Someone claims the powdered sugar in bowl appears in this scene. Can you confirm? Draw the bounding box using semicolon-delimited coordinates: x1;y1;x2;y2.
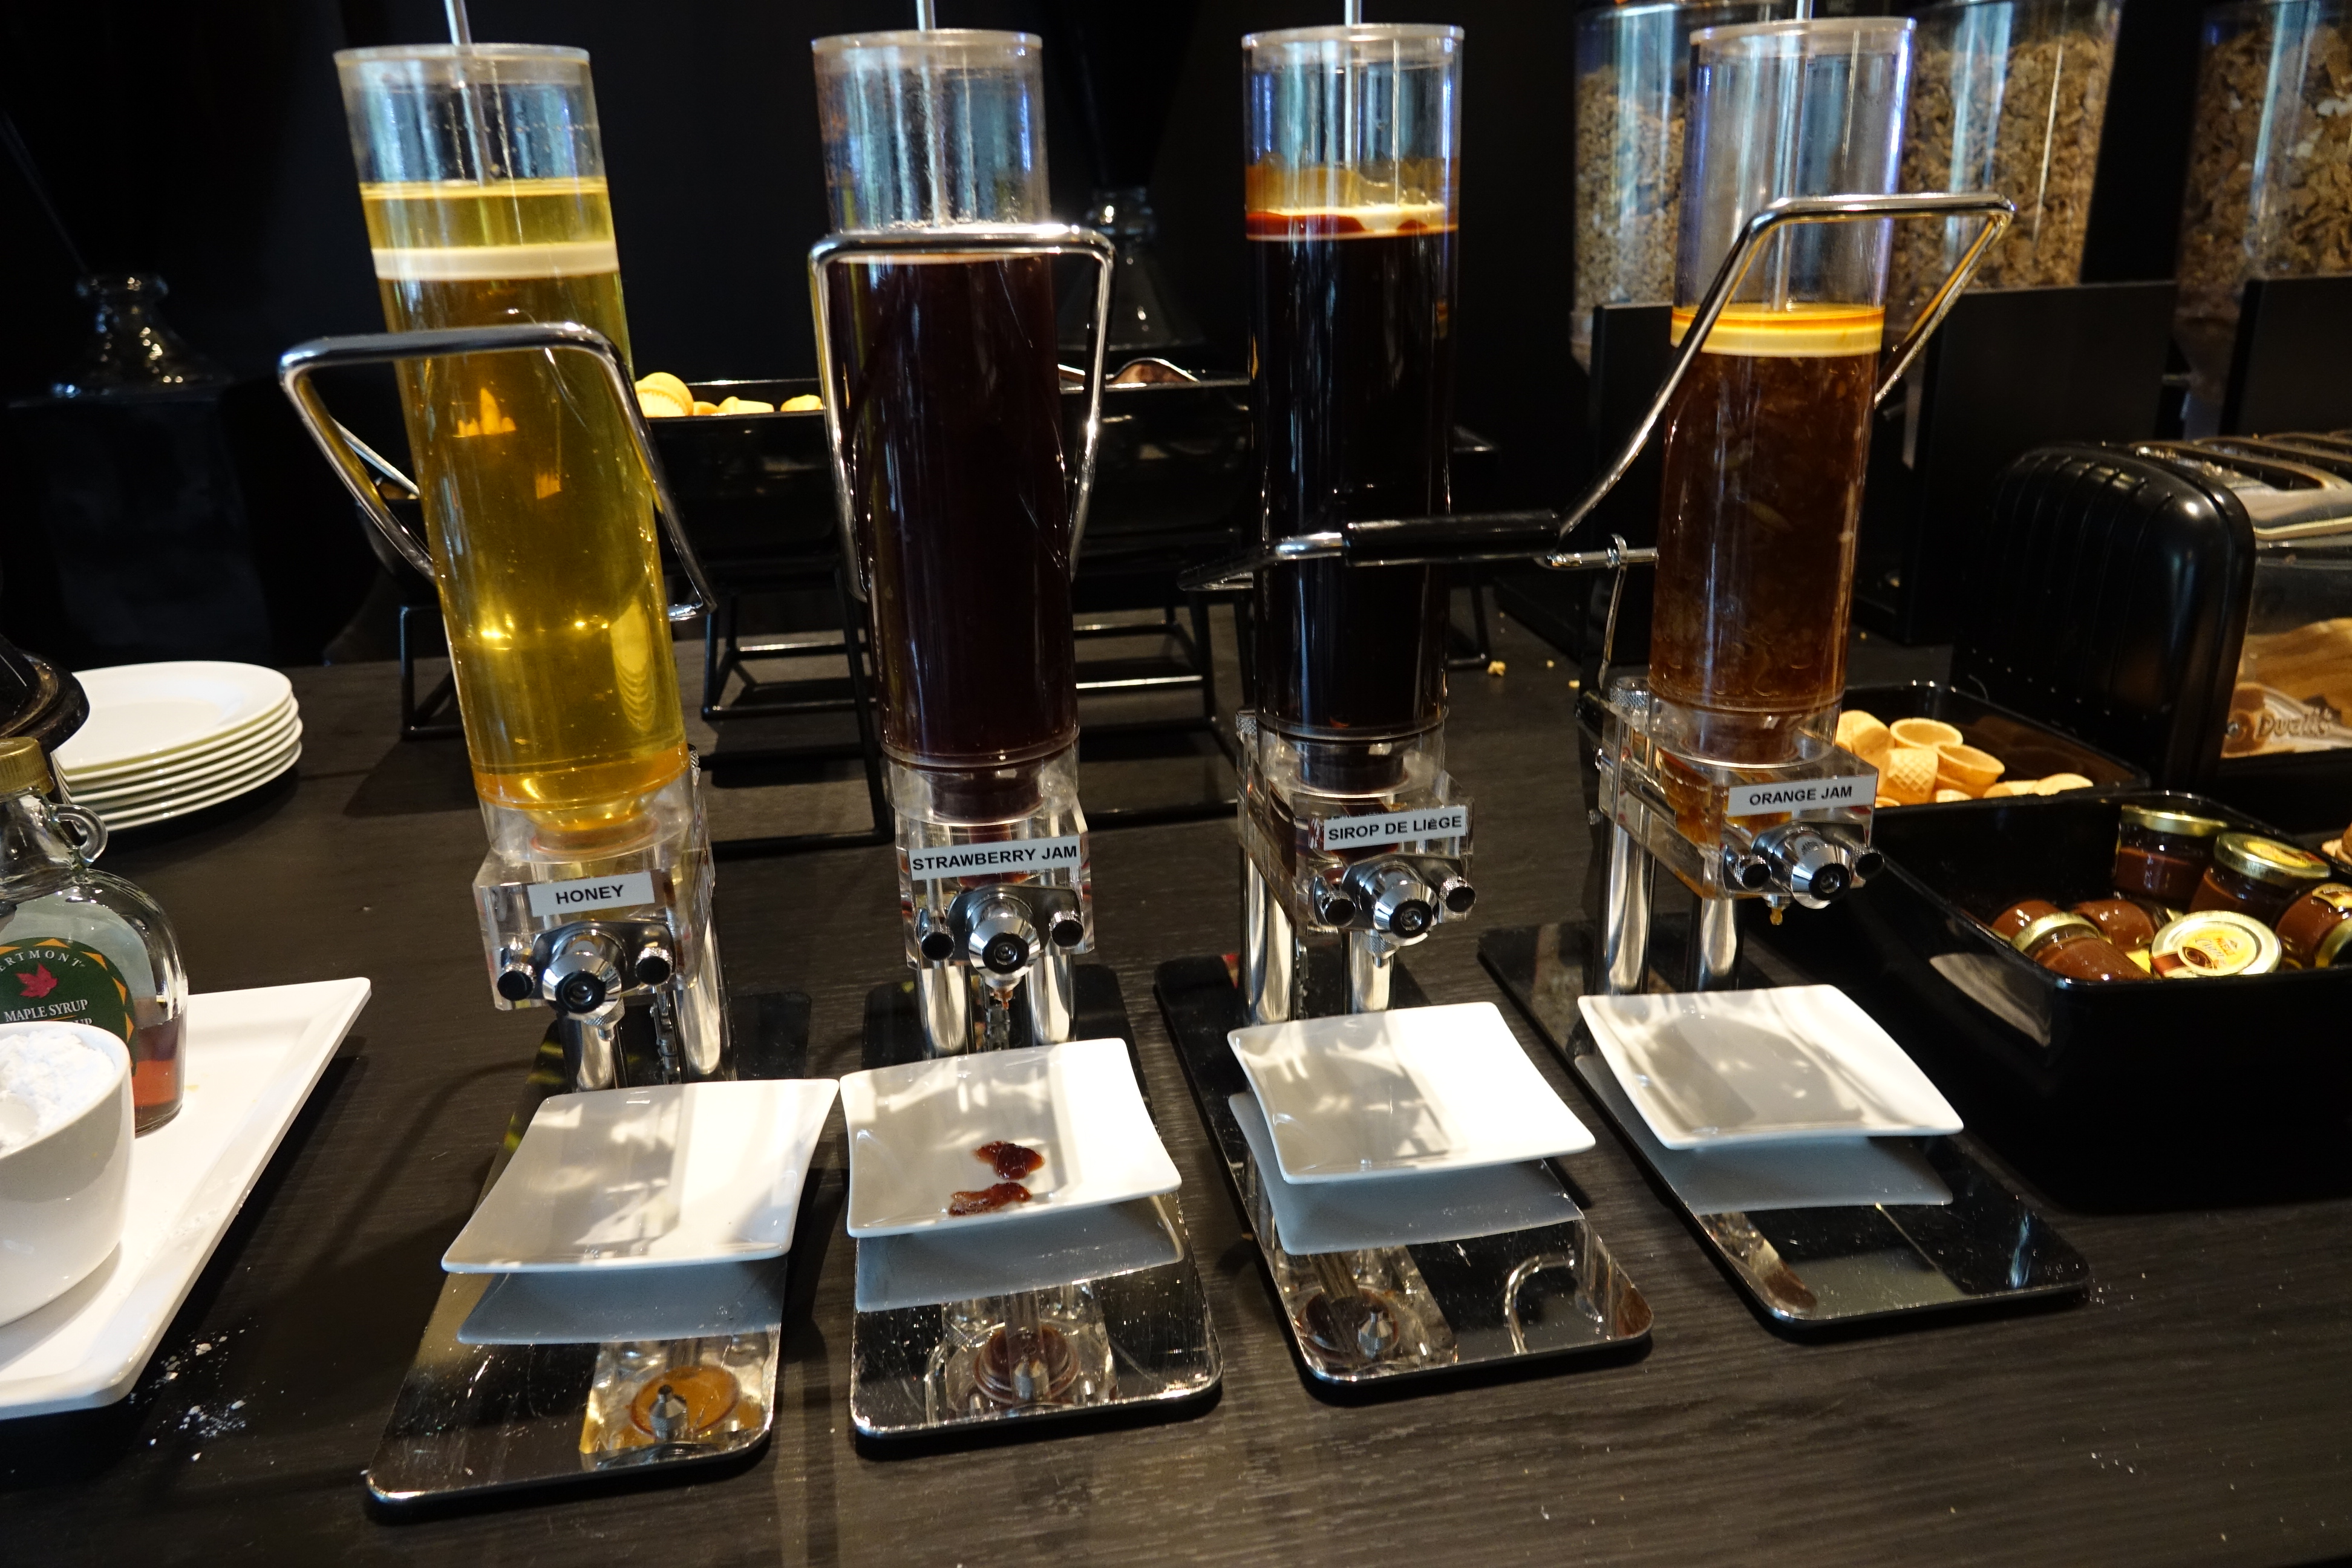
0;1022;133;1324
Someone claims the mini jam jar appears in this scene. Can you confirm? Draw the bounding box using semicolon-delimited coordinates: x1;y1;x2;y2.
2010;911;2148;982
2275;883;2352;969
2111;804;2230;907
1989;899;2063;941
2187;832;2333;924
2070;897;2160;956
2150;910;2282;978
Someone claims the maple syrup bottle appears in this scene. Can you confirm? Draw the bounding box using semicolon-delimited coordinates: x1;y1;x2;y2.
0;739;188;1131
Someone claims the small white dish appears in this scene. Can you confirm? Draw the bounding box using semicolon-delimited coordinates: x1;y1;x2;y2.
1227;1002;1594;1184
0;1024;132;1325
854;1198;1183;1313
840;1037;1179;1239
0;978;369;1418
442;1079;837;1273
1576;985;1962;1151
1570;1054;1952;1215
1228;1093;1581;1255
457;1258;788;1345
54;664;295;778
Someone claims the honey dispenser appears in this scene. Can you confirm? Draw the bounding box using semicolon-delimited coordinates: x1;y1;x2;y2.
283;41;727;1086
1236;21;1478;1026
806;19;1218;1437
278;27;791;1501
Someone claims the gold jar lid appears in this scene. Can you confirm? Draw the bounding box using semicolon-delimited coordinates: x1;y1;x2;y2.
2118;803;2229;838
0;737;51;797
2210;832;2331;889
2010;910;2100;955
2150;910;2282;978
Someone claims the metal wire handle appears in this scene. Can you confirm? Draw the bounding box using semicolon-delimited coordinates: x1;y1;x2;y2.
276;321;717;622
808;224;1118;601
1177;189;2016;591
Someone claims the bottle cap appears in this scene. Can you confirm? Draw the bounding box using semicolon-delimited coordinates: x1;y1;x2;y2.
2118;803;2229;838
2211;832;2331;889
0;737;53;797
2150;910;2282;978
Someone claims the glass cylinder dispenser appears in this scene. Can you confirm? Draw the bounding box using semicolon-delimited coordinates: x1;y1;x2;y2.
814;30;1076;821
1885;0;2122;334
1649;17;1912;765
1245;24;1462;794
2174;0;2352;407
333;46;684;848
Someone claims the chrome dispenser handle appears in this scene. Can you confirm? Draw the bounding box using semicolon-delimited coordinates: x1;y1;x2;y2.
808;224;1119;600
1175;190;2014;591
276;322;717;623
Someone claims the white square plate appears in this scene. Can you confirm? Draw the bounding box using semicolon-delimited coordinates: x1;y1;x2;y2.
840;1037;1179;1239
1575;985;1962;1151
1228;1093;1581;1254
853;1198;1183;1313
442;1079;837;1273
0;978;369;1419
1227;1002;1595;1184
456;1259;788;1345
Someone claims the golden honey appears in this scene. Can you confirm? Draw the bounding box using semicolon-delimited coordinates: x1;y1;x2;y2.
364;177;685;832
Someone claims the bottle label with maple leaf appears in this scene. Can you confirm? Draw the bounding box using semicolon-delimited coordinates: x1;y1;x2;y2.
0;938;137;1040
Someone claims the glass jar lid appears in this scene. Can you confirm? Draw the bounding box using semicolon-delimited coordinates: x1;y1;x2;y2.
2150;910;2282;978
2211;831;2331;887
2118;803;2230;838
2010;910;2100;954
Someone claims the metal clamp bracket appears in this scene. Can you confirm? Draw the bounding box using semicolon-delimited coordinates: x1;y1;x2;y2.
276;321;717;622
808;224;1118;601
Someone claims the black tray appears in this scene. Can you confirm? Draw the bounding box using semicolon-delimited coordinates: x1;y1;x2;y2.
1842;680;2146;792
1754;789;2352;1206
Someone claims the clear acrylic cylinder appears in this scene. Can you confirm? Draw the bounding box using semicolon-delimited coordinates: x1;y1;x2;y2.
1886;0;2123;334
1244;24;1462;782
335;46;682;844
2174;0;2352;406
813;31;1074;804
1650;18;1912;765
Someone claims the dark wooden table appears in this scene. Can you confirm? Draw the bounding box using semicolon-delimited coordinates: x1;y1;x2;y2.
5;617;2348;1567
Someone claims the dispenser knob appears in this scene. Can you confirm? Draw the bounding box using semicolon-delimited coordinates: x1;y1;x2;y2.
916;910;958;962
494;949;536;1002
1050;915;1087;949
1310;881;1359;927
967;897;1038;976
633;941;675;987
1438;875;1477;915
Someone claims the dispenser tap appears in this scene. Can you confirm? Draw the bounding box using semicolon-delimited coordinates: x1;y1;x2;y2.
1753;823;1857;903
968;895;1039;976
1344;860;1439;942
542;927;627;1016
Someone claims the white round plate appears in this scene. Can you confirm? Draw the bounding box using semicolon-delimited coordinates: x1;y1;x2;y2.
90;743;302;831
67;714;302;806
55;664;295;778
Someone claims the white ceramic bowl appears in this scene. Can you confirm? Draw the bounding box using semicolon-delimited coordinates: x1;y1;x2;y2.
0;1023;133;1325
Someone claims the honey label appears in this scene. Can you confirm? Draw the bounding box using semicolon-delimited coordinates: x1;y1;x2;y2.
1726;776;1875;817
528;871;656;918
907;834;1083;881
0;938;136;1040
1313;805;1469;850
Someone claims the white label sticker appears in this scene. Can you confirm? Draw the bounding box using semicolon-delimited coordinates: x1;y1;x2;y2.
1313;804;1470;851
527;871;656;918
907;834;1084;882
1725;776;1876;817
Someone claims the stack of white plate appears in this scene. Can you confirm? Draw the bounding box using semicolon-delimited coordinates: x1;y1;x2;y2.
53;662;302;831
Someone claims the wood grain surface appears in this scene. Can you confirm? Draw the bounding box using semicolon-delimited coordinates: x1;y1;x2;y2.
2;616;2345;1567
